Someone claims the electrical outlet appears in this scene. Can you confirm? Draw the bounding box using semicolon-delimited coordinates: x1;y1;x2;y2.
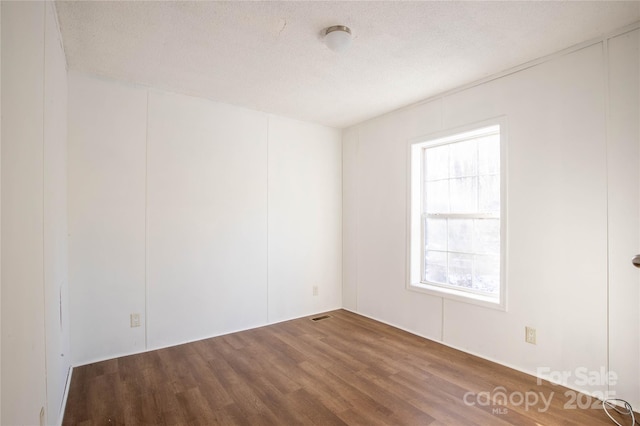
525;326;536;345
130;313;141;328
313;285;319;296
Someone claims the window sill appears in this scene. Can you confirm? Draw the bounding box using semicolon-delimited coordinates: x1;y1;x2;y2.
407;282;506;311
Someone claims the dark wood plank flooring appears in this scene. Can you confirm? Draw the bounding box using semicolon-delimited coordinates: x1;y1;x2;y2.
63;309;627;425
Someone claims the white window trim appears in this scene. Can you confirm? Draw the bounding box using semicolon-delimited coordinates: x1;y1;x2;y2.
406;117;508;311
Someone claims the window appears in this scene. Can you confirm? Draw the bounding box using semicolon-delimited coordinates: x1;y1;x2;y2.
408;121;506;308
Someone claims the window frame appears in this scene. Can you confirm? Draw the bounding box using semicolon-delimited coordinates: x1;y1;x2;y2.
407;118;508;310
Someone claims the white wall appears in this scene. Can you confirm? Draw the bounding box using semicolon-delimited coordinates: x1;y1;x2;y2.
1;3;3;421
1;2;70;425
68;72;342;364
0;2;4;422
44;3;71;423
146;91;268;349
1;4;46;422
606;28;640;407
343;29;640;405
68;73;147;363
341;127;358;312
268;116;342;323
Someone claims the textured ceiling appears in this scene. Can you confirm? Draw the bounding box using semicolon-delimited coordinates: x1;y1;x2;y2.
55;1;640;128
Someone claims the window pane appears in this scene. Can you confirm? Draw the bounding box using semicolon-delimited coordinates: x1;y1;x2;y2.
415;125;502;299
473;254;500;294
474;219;500;255
425;218;447;251
450;177;477;213
478;174;500;214
425;251;447;284
478;135;500;175
449;139;477;178
424;145;449;181
425;180;449;213
448;219;472;253
448;253;473;288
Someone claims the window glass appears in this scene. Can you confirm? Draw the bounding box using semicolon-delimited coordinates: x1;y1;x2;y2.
410;124;503;303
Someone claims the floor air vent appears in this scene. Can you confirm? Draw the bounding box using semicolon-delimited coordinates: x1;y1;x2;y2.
311;315;331;322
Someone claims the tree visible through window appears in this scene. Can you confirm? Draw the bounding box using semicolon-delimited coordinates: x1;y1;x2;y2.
409;123;504;306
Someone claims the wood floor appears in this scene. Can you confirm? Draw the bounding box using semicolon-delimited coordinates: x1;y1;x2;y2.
63;310;626;425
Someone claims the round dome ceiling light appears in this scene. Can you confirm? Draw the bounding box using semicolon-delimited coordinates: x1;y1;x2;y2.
324;25;352;53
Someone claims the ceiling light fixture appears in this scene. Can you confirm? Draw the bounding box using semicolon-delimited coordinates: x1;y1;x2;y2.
324;25;352;53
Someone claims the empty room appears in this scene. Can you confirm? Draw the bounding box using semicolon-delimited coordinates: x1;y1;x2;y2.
2;1;640;425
